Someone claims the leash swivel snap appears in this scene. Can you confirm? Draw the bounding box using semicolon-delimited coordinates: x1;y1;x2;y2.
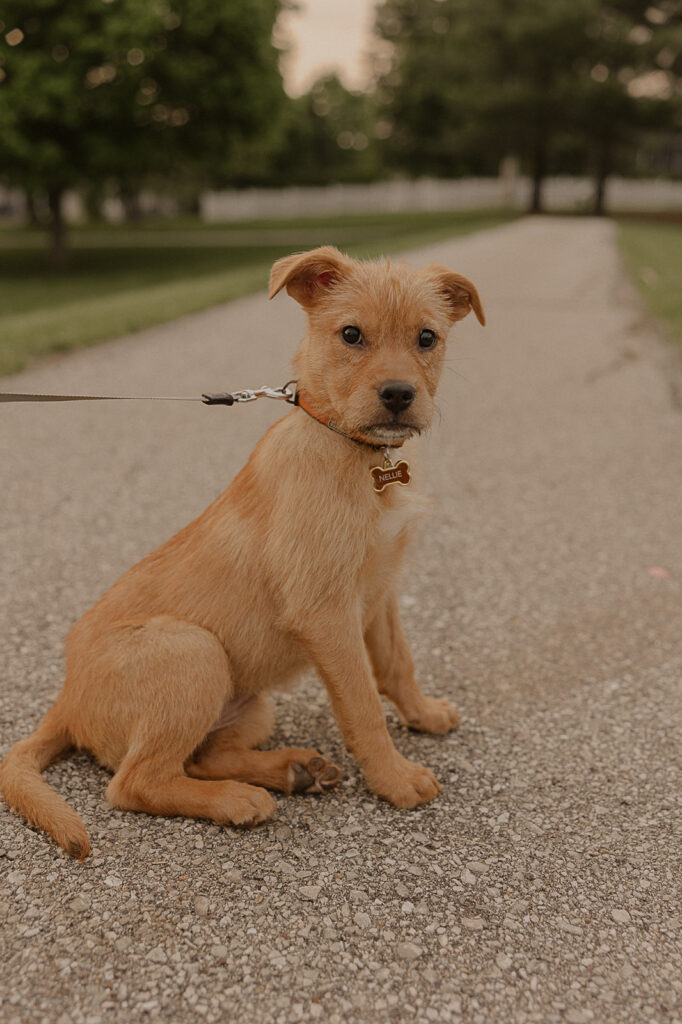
202;382;297;406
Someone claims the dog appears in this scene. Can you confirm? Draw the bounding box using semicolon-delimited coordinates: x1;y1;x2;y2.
0;246;484;858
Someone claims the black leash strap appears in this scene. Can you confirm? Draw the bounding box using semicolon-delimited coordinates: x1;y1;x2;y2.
0;392;204;404
0;384;296;407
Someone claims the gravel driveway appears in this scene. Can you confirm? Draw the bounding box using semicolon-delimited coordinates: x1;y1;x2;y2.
1;217;680;1024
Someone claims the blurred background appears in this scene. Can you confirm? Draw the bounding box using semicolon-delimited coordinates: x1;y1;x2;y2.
0;0;680;375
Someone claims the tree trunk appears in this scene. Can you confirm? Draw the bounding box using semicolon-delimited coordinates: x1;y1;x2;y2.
121;187;143;223
47;186;69;268
593;143;611;216
529;134;547;214
25;190;41;227
84;185;105;222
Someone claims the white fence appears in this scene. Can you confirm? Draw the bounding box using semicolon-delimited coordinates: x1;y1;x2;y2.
1;176;680;225
201;176;682;221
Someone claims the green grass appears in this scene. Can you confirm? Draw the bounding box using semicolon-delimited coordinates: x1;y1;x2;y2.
617;218;682;348
0;209;515;376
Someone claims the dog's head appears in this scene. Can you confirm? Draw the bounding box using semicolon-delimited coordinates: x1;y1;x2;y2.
269;246;484;446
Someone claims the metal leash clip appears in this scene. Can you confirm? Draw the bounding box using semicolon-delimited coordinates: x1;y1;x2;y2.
202;381;297;407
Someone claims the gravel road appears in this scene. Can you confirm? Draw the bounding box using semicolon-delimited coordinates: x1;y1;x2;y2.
1;217;680;1024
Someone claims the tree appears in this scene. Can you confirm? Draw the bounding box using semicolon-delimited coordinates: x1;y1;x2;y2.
267;74;382;186
373;0;680;213
0;0;155;261
570;1;681;213
129;0;288;191
373;0;497;179
0;0;288;260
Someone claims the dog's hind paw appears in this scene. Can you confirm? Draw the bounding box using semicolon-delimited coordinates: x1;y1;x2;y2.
287;752;344;795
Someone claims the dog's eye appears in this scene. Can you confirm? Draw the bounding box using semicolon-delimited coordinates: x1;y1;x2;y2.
341;325;363;346
418;329;437;350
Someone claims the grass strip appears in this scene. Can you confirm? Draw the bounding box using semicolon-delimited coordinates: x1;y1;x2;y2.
617;218;682;348
0;209;515;376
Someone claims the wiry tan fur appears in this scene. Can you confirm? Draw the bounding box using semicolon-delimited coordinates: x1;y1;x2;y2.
0;246;484;859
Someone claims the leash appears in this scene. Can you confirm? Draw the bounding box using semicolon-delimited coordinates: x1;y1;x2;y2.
1;378;411;492
0;383;297;406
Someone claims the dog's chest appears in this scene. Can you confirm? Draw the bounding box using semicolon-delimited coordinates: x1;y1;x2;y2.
373;486;428;556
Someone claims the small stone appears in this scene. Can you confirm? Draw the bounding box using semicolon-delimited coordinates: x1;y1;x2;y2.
300;885;321;900
7;871;26;885
611;908;631;924
354;912;371;928
396;941;423;960
104;875;122;888
556;917;584;936
70;895;91;912
147;946;167;963
467;861;488;875
211;944;228;959
461;868;477;885
115;936;132;952
194;896;209;916
497;811;510;824
496;954;513;970
350;889;369;903
462;917;485;931
401;901;414;914
565;1011;590;1023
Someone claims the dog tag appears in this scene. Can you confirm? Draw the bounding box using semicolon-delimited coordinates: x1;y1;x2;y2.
371;452;411;493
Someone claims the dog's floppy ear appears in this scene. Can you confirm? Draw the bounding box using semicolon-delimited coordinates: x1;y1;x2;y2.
424;265;486;326
269;246;352;307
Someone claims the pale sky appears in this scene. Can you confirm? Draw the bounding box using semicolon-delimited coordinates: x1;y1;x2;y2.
277;0;379;96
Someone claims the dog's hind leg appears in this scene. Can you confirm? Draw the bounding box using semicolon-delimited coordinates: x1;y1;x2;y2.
107;763;276;825
366;594;459;734
100;617;276;826
187;743;343;794
204;694;277;750
186;697;343;794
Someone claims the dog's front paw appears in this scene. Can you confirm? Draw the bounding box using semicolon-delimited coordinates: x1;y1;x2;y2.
406;697;459;734
366;755;441;809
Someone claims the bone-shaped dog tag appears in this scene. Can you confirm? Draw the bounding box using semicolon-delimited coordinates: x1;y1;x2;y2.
371;452;411;493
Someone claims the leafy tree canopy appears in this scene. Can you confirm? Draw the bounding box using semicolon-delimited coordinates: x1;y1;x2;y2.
0;0;288;227
373;0;681;210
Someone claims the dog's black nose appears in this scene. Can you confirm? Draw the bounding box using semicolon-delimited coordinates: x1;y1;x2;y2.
378;380;416;415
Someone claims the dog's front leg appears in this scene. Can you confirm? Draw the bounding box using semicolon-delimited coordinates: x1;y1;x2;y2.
299;610;441;808
365;595;459;734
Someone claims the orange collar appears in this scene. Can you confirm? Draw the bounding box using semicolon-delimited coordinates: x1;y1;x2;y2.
294;387;404;452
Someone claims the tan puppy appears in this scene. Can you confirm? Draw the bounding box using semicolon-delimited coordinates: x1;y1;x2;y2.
0;246;484;859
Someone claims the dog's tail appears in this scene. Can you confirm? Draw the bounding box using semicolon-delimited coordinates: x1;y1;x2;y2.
0;711;89;860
